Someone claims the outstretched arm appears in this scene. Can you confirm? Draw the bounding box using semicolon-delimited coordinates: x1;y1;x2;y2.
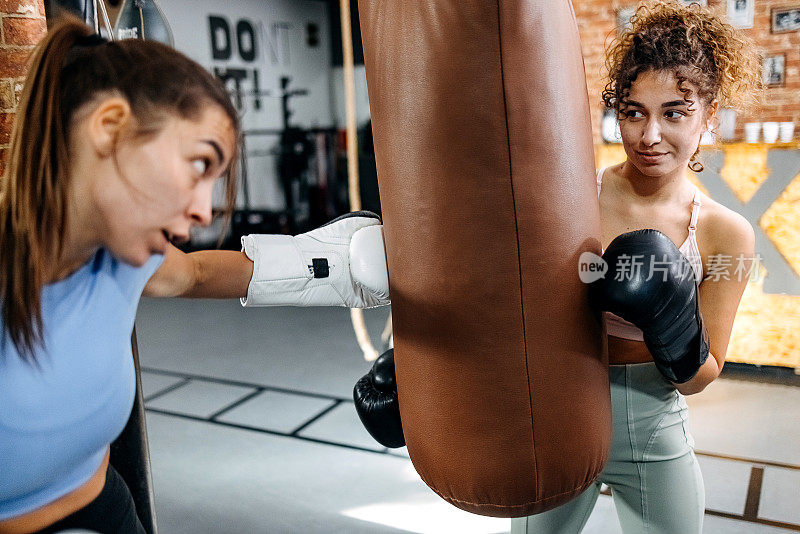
142;212;390;307
143;244;254;299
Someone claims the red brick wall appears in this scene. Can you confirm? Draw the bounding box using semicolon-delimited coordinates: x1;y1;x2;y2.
574;0;800;143
0;0;45;175
748;0;800;125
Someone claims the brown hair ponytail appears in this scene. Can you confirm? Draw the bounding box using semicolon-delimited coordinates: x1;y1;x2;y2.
1;18;93;359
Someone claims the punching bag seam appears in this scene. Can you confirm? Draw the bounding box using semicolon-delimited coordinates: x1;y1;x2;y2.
494;0;539;494
421;473;594;510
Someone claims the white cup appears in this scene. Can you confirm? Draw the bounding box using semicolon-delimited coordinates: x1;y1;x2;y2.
718;108;737;140
744;122;761;143
779;122;795;143
601;111;622;143
762;122;780;143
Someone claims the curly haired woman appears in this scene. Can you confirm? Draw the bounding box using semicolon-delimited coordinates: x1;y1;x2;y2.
512;1;761;532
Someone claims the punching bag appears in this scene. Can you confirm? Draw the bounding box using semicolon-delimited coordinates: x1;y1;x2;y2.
43;0;95;27
114;0;174;45
358;0;611;517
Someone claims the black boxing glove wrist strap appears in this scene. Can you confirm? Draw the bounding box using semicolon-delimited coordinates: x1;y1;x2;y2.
646;324;710;383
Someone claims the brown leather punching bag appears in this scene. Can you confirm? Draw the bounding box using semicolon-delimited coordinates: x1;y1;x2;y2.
358;0;611;518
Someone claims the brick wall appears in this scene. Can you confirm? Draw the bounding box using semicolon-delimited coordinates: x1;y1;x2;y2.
0;0;45;175
2;2;797;152
574;0;800;144
747;0;800;125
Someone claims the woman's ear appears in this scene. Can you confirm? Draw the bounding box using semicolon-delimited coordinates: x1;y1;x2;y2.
86;97;132;157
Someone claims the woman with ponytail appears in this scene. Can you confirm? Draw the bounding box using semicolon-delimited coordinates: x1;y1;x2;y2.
0;15;243;534
0;14;387;534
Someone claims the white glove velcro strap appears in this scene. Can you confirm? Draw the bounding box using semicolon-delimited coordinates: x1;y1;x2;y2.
240;233;348;307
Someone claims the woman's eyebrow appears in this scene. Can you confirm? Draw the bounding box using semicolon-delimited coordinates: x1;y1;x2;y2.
625;99;689;108
201;140;225;165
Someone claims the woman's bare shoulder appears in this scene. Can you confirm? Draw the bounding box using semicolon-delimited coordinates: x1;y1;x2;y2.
696;192;755;255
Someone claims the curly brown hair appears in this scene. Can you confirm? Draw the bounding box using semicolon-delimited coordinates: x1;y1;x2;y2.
603;0;761;115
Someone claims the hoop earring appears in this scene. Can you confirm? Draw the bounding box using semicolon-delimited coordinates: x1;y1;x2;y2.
689;145;704;173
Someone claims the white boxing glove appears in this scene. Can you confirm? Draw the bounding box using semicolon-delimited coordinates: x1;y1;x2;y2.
240;211;390;308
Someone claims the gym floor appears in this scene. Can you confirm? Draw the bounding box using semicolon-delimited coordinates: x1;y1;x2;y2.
135;298;800;534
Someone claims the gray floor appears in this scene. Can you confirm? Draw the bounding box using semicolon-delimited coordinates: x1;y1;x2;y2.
135;298;800;534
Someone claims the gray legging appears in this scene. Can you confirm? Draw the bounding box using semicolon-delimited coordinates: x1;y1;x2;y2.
512;363;704;534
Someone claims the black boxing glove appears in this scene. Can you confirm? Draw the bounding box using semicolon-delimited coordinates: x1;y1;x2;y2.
353;349;405;448
588;229;709;383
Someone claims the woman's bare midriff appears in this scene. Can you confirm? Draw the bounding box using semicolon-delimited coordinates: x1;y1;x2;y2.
608;334;654;365
0;449;109;534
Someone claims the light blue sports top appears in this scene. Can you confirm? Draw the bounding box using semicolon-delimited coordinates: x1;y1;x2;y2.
0;249;163;520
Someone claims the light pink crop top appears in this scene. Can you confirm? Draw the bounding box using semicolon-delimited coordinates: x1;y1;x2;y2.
597;167;703;342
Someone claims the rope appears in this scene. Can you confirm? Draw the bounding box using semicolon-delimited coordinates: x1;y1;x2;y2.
339;0;383;362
